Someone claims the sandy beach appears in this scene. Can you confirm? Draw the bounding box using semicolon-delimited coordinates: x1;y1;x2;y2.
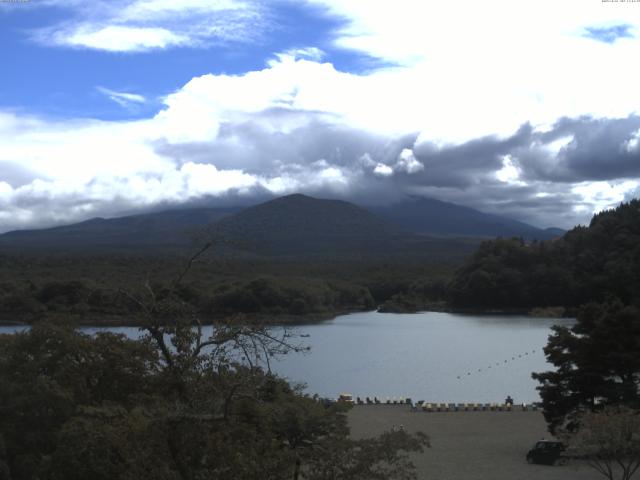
348;405;602;480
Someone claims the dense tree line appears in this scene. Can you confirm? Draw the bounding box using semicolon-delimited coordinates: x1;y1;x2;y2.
0;253;455;323
440;200;640;450
205;277;375;316
0;276;375;324
0;246;429;480
377;279;448;313
0;244;431;479
519;200;640;475
0;322;428;480
448;200;640;311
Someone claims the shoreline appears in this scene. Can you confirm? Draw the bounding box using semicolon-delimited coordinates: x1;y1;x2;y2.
0;306;573;328
0;309;356;328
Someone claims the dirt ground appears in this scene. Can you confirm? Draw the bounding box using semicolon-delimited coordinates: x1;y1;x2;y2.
348;405;603;480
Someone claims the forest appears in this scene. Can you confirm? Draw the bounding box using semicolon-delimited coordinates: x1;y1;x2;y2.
447;199;640;312
0;242;431;479
0;253;454;325
1;200;640;478
2;200;640;324
0;322;428;479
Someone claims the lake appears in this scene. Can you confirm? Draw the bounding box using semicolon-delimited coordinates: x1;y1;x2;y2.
0;311;572;404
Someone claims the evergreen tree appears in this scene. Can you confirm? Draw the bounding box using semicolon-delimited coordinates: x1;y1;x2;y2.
533;301;640;434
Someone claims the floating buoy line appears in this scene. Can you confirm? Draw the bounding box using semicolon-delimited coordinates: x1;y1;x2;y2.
456;349;539;380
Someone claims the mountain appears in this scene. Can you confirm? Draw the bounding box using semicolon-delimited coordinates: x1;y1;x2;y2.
210;193;406;255
0;194;480;259
370;197;563;240
0;195;409;255
543;227;567;237
0;194;558;256
0;207;239;253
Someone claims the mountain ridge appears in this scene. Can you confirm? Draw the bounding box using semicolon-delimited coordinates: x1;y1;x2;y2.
370;196;561;240
0;194;563;255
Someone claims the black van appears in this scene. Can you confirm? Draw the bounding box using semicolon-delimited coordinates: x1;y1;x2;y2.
526;440;567;465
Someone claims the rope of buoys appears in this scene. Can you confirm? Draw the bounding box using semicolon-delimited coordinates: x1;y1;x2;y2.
455;349;539;380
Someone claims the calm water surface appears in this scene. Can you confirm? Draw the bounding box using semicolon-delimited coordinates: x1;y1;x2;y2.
0;311;572;403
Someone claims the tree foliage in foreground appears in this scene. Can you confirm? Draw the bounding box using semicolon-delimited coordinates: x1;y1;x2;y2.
0;317;428;479
567;406;640;480
533;301;640;434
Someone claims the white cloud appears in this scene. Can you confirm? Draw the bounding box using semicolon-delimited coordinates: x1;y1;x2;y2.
624;129;640;153
0;105;375;231
571;180;640;214
97;87;146;108
178;162;258;196
36;0;264;52
0;163;261;231
120;0;247;17
305;0;640;62
496;155;525;186
153;55;367;142
29;1;640;141
373;163;393;177
0;112;168;185
1;48;639;231
63;25;186;52
545;136;575;155
278;47;326;62
395;149;423;174
5;1;640;230
302;0;640;138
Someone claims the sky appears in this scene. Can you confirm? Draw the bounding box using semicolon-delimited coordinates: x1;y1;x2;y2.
1;0;640;232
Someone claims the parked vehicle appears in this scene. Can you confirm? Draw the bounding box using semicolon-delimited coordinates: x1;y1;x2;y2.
338;393;354;404
526;440;567;465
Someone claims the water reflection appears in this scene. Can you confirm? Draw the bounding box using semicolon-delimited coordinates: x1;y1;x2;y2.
0;311;572;403
274;311;573;403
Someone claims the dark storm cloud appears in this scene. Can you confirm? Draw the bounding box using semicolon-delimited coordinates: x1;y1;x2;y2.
409;117;640;189
148;110;640;229
511;115;640;182
154;114;419;205
411;125;533;188
406;115;640;189
155;113;418;175
3;109;638;233
401;118;640;227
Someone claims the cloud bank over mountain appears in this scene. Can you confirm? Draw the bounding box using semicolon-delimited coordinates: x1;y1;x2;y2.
1;0;639;232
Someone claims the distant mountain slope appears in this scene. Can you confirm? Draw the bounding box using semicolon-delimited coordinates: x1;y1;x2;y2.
0;194;558;256
0;207;238;252
370;197;563;240
211;194;407;255
0;194;481;259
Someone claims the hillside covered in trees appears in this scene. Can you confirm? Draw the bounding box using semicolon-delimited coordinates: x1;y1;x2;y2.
0;253;457;324
447;199;640;311
3;198;637;323
0;310;429;479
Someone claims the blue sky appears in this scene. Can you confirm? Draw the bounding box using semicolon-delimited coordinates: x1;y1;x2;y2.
1;1;379;120
1;0;640;232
